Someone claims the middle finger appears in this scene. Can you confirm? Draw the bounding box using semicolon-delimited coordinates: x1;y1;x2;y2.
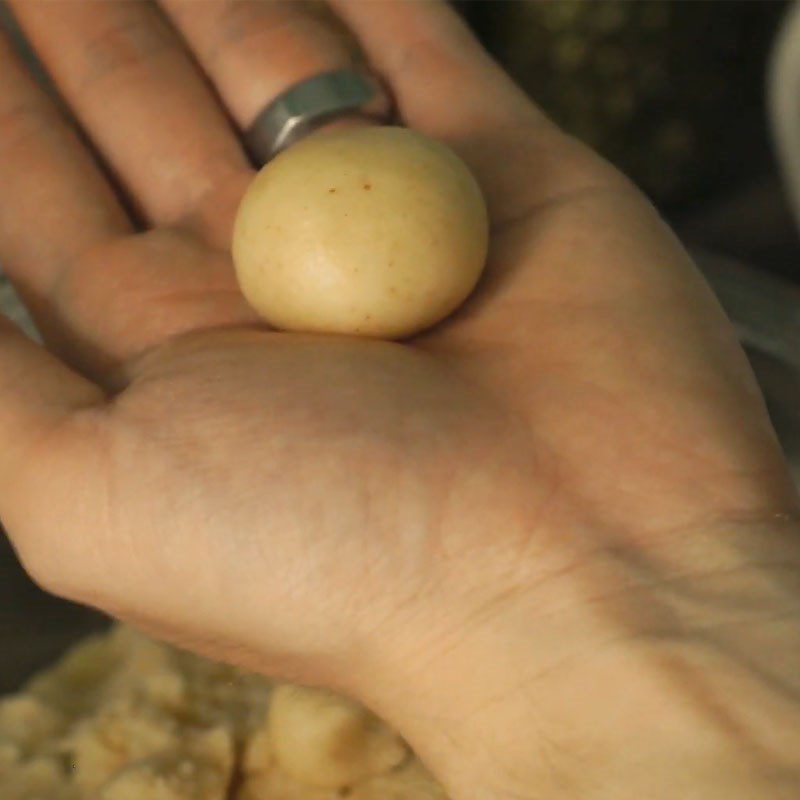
9;0;253;235
160;0;358;129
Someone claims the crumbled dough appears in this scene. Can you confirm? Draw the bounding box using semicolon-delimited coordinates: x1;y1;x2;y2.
0;627;447;799
99;726;234;800
0;695;64;753
2;755;81;800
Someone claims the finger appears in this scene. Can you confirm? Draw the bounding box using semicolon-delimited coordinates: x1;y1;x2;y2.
8;0;253;238
0;313;110;604
160;0;358;129
329;0;621;221
0;29;131;344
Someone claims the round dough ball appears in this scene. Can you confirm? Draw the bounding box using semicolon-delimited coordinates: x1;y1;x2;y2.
232;125;489;338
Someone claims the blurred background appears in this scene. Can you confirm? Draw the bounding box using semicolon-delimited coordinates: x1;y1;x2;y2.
2;0;800;691
459;0;799;277
456;0;800;486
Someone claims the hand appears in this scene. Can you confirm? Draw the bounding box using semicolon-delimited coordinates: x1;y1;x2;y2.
1;2;799;798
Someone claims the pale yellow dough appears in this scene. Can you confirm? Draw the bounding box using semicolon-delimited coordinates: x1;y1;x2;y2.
232;126;489;338
0;627;446;800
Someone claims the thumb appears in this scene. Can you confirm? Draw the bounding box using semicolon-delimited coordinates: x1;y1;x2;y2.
0;314;106;579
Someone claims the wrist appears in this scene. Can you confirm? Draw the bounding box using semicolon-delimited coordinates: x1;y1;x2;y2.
349;519;800;800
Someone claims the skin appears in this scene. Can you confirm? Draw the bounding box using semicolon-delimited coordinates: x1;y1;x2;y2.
0;2;798;798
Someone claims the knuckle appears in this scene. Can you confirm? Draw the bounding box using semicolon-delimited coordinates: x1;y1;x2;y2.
210;2;344;65
217;0;277;45
203;2;292;65
393;33;456;82
0;101;59;157
77;13;174;88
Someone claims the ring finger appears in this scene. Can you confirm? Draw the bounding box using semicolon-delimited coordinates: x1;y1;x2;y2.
159;0;360;130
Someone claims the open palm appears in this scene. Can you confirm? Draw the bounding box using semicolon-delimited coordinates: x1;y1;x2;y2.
1;4;798;797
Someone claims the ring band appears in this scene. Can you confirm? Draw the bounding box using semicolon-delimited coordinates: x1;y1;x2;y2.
244;69;393;165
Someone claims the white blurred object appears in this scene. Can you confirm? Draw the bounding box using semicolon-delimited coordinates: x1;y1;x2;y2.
769;0;800;231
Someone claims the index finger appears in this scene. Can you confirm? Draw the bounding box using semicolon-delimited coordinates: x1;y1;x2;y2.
0;28;131;331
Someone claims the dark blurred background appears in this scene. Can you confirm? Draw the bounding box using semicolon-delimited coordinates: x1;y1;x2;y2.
459;0;799;282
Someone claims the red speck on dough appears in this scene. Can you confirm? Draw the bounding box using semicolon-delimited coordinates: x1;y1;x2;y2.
328;188;337;193
363;182;372;190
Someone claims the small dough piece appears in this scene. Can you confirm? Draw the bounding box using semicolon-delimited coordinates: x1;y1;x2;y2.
0;695;63;753
26;632;123;720
1;755;78;800
239;759;446;800
239;770;332;800
69;700;180;791
233;125;489;338
268;684;408;790
99;726;234;800
243;720;272;774
99;755;227;800
349;760;449;800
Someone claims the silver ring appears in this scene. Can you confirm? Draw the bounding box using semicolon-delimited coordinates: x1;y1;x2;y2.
245;69;393;165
